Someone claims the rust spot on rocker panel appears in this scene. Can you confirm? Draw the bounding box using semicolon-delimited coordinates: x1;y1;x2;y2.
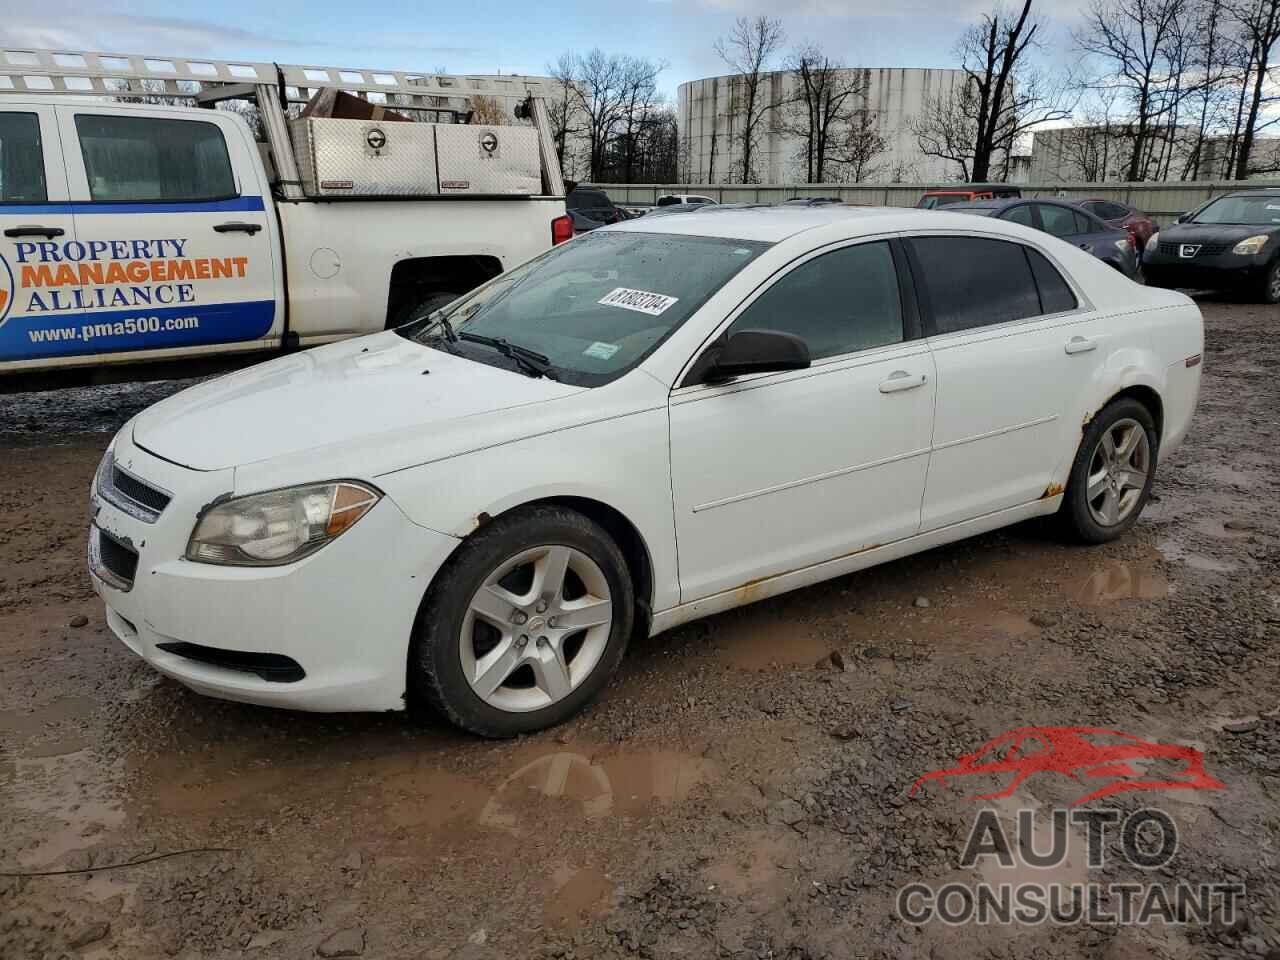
1041;483;1065;499
733;542;885;605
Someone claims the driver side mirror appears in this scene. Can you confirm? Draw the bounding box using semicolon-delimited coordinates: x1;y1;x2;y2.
700;329;811;383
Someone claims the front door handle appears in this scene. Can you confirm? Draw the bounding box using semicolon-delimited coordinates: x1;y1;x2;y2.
1065;335;1097;355
4;225;65;239
878;370;928;393
213;221;262;235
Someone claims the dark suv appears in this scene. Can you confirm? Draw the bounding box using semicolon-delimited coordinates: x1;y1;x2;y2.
1142;188;1280;303
566;188;628;233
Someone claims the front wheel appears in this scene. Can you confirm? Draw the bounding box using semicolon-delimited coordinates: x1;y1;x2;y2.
409;505;634;738
1258;260;1280;304
1060;398;1158;544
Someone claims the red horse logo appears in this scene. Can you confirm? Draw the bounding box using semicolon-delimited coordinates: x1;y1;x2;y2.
911;726;1225;806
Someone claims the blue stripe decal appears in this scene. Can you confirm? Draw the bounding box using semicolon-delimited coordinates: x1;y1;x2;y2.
0;300;276;361
0;197;266;215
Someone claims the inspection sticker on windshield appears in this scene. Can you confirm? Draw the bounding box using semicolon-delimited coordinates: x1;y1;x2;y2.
583;341;620;360
598;287;679;316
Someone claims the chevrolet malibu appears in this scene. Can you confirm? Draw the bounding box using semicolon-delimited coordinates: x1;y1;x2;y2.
89;207;1203;737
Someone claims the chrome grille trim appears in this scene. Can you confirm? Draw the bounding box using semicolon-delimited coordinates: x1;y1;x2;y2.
99;457;172;523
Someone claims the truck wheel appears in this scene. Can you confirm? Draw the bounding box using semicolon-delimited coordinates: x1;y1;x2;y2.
389;290;460;329
1059;398;1158;544
409;505;634;738
1259;260;1280;304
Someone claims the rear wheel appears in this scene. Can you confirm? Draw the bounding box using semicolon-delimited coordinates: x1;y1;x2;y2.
409;505;634;738
1060;398;1157;544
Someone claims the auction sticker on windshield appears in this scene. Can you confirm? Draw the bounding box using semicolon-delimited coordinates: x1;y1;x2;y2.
598;287;679;316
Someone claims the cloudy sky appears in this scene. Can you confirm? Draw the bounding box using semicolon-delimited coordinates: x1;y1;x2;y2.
6;0;1091;95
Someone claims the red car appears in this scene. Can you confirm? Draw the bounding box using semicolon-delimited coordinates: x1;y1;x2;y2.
1071;199;1160;253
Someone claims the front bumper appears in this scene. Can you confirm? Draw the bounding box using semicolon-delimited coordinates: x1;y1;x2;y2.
1143;249;1269;290
89;434;459;713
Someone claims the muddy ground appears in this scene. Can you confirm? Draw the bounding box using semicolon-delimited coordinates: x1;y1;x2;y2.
1;298;1278;960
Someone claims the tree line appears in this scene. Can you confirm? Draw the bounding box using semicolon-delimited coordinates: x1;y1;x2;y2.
551;0;1280;185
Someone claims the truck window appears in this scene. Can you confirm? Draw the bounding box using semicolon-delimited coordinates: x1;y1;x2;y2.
74;114;237;202
0;112;47;202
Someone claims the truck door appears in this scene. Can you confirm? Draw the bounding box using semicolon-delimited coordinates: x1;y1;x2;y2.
0;104;77;362
45;104;281;363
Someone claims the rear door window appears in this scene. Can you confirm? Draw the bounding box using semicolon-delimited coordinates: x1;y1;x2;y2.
1026;249;1078;314
1004;204;1034;227
74;114;236;202
907;236;1043;334
0;112;47;202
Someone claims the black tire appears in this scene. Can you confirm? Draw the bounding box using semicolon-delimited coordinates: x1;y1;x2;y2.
388;290;460;330
408;505;634;738
1258;259;1280;304
1059;397;1158;544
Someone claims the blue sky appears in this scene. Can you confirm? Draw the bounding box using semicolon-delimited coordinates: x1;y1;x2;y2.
9;0;1089;98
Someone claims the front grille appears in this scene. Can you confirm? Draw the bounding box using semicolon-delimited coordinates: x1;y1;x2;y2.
154;642;306;683
100;457;171;523
97;528;139;586
1158;241;1230;257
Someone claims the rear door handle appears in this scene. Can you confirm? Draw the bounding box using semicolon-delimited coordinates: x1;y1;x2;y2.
1065;335;1097;355
4;225;65;239
879;370;928;393
213;221;262;235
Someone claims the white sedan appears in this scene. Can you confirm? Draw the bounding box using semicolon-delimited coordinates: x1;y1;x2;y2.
88;207;1203;737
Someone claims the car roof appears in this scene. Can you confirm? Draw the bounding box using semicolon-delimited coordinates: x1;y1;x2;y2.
602;205;1037;243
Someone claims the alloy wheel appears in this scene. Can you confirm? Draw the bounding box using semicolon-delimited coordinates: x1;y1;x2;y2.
1085;418;1151;527
459;545;613;712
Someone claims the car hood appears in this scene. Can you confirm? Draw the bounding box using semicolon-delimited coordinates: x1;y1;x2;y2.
131;332;583;471
1160;222;1277;245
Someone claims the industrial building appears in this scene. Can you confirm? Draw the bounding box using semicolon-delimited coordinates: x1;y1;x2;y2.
676;67;970;185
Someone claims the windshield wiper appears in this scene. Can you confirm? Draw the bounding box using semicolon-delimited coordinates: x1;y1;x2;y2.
458;332;558;380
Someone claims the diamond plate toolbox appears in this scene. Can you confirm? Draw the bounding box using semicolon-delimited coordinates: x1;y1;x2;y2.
435;125;541;195
290;117;439;196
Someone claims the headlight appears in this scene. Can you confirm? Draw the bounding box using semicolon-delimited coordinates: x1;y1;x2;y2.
1233;234;1269;255
92;446;114;504
186;481;381;566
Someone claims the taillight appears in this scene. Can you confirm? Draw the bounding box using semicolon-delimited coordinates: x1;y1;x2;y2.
551;214;573;245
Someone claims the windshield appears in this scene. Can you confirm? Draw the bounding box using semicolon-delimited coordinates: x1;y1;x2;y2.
398;231;771;386
1193;194;1280;226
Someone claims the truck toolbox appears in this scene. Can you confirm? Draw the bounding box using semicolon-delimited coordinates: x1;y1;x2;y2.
435;125;541;195
290;117;440;197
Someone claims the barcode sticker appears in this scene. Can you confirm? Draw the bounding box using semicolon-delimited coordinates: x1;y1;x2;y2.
598;287;679;316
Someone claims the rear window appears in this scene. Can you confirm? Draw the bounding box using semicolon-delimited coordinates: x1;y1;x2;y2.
74;114;236;202
656;196;680;206
919;194;971;209
568;190;614;212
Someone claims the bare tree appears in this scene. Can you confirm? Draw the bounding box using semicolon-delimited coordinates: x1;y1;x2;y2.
553;49;666;182
546;54;584;176
829;109;889;182
613;57;667;183
1075;0;1196;180
782;46;865;182
913;0;1071;181
1224;0;1280;178
714;16;785;183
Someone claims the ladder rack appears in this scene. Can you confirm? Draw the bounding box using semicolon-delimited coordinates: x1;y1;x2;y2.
0;48;558;113
0;48;567;200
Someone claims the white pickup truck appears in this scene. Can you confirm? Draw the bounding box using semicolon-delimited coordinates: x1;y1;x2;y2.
0;50;569;389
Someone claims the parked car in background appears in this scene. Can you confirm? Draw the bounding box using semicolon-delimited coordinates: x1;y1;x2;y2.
1069;199;1159;252
89;206;1202;737
657;194;717;207
946;198;1141;280
1143;188;1280;302
917;184;1022;209
566;187;629;228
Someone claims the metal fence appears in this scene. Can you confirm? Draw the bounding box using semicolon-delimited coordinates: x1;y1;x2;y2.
584;181;1280;221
